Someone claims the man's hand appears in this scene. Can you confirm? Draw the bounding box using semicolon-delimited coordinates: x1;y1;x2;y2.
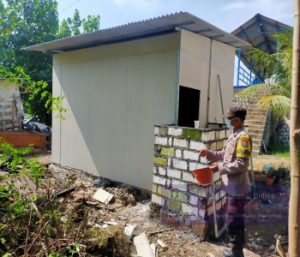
209;162;219;172
197;149;210;157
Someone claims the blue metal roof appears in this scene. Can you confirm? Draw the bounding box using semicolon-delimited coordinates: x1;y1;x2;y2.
232;13;292;74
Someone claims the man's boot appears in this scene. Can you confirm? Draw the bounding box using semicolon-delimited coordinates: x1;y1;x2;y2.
225;226;245;257
223;245;244;257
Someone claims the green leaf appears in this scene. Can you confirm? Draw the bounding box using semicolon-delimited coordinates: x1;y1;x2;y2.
259;95;291;118
0;1;100;124
2;253;12;257
238;30;292;120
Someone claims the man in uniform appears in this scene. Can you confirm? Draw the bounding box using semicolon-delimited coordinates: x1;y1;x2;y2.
198;106;252;257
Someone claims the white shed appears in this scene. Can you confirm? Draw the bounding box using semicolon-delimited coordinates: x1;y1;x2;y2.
26;12;249;190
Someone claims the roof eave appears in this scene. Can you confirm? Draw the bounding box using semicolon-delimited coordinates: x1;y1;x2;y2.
24;12;250;53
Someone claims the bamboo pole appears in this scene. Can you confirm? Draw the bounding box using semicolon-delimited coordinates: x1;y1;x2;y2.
289;0;300;256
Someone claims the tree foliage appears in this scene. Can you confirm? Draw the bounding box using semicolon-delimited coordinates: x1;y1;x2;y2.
0;1;100;124
58;9;100;38
239;30;293;119
0;0;58;79
0;66;66;121
246;29;293;89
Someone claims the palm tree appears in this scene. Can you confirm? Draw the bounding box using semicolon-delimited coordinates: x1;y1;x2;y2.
238;29;292;120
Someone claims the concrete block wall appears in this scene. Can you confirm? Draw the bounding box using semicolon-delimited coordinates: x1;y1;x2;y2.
0;100;22;131
276;122;289;146
152;125;229;238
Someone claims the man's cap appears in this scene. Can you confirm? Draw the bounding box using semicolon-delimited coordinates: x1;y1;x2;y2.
224;106;247;120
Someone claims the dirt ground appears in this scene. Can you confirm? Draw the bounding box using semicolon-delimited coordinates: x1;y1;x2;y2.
33;152;289;257
252;154;290;171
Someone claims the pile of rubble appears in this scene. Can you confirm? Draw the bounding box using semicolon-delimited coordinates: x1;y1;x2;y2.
0;152;286;256
45;165;267;257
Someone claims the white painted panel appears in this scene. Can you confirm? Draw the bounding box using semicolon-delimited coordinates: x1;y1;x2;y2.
179;30;235;127
52;35;178;190
52;64;62;164
179;30;211;127
209;40;235;123
60;62;98;172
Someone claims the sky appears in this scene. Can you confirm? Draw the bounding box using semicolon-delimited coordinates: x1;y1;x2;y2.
56;0;294;33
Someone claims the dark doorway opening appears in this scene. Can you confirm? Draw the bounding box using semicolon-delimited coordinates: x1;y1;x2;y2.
178;86;200;127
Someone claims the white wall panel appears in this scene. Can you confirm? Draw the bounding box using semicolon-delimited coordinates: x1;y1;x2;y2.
52;34;179;189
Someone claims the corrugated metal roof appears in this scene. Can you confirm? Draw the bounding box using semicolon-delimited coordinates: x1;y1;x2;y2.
232;13;292;72
25;12;249;53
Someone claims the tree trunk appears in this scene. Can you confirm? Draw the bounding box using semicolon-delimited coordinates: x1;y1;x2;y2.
289;0;300;256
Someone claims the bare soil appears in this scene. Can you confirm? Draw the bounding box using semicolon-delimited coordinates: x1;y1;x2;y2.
30;151;289;257
252;154;290;171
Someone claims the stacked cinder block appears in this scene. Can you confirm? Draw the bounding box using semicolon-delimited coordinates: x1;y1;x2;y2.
0;100;22;131
152;125;229;238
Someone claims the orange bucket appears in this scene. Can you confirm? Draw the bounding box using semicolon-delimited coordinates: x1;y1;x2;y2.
192;167;212;185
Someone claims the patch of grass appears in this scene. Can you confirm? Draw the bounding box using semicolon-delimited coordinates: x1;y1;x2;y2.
274;151;290;157
85;225;131;257
269;144;290;157
0;140;132;256
183;128;202;140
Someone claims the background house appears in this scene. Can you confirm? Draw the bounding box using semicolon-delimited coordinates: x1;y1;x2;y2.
0;79;23;131
232;14;292;153
26;12;248;190
232;13;292;88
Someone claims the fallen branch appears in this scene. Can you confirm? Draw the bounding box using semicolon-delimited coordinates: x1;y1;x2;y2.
55;187;75;198
23;209;33;254
148;228;173;236
31;202;42;221
23;220;50;255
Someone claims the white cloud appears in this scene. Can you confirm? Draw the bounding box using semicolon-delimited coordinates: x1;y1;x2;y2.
221;0;289;11
113;0;159;8
220;0;293;26
58;0;293;33
221;1;250;11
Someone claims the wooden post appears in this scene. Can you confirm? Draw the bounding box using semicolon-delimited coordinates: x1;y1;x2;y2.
289;0;300;256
